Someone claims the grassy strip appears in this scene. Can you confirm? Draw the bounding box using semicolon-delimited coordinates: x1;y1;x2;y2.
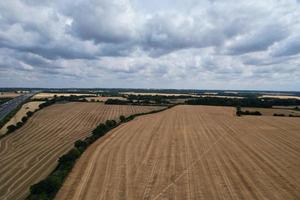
0;100;57;140
26;105;175;200
0;97;13;105
0;104;23;130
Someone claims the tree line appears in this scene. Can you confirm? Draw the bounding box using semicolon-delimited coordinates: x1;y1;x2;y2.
186;97;300;108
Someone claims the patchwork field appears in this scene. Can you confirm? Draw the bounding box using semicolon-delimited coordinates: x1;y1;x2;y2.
85;96;127;102
260;95;300;100
0;103;164;200
56;105;300;200
0;92;22;98
242;107;300;117
32;93;95;99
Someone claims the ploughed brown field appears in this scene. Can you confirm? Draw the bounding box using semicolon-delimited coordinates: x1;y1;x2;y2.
56;105;300;200
0;103;165;200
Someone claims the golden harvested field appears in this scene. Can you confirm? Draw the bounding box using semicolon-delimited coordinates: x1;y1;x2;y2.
0;103;165;200
85;96;127;102
0;92;21;98
56;105;300;200
242;107;300;117
121;92;200;97
32;93;95;99
260;95;300;100
0;101;44;135
200;95;244;99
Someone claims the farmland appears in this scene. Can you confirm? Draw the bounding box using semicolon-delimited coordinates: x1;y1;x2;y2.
56;105;300;200
242;107;300;117
260;95;300;100
0;101;44;135
0;103;165;200
0;92;22;98
85;96;127;102
31;93;95;100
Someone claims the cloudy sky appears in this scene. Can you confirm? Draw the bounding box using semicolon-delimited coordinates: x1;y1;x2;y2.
0;0;300;90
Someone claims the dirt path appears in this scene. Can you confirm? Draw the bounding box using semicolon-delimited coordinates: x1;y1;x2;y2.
0;103;164;200
56;105;300;200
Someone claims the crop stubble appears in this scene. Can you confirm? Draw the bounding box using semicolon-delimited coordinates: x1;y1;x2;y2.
56;105;300;200
0;102;164;200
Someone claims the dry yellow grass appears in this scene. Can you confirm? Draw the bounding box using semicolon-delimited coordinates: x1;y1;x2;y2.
0;101;44;135
261;95;300;100
0;103;165;200
85;96;127;102
56;105;300;200
200;95;244;99
121;92;243;99
121;92;200;97
0;92;21;98
32;93;95;99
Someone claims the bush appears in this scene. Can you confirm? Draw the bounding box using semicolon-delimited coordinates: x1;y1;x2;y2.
22;116;28;123
273;113;285;116
92;123;107;137
238;110;262;116
119;115;126;122
58;148;81;164
26;111;34;117
7;125;16;133
30;176;61;196
16;122;23;128
105;120;117;128
74;140;88;151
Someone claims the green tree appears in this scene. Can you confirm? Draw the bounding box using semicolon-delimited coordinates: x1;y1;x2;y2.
119;115;126;122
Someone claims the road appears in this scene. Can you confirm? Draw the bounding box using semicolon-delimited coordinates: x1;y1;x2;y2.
0;93;35;122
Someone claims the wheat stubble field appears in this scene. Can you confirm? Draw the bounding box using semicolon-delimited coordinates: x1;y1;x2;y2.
56;105;300;200
0;102;164;200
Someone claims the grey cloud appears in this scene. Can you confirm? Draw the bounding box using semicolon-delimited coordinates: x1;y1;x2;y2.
0;0;300;90
226;24;288;55
270;35;300;57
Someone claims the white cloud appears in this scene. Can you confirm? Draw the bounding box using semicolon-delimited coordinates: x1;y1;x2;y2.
0;0;300;90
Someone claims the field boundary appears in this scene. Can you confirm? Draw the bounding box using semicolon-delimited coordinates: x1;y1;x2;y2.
0;100;57;140
26;104;176;200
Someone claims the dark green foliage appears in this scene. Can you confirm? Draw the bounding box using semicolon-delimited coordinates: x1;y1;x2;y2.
0;104;22;129
92;123;107;137
0;97;12;105
74;140;88;151
289;114;300;117
119;115;126;122
236;106;241;116
105;120;117;128
242;110;262;115
22;116;28;123
105;99;131;105
126;115;134;121
30;176;61;196
7;125;16;133
186;97;300;108
26;111;34;117
16;121;23;128
273;113;285;116
58;148;81;164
